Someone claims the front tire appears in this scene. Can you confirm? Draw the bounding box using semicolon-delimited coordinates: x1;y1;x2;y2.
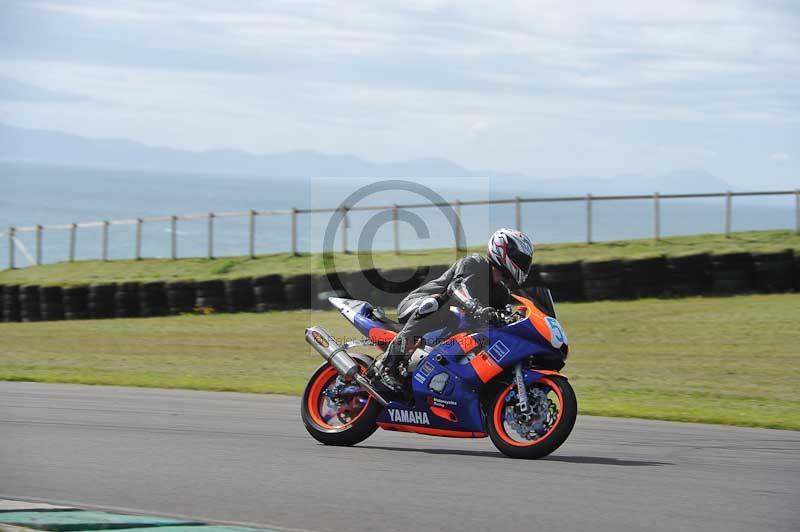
487;376;577;459
301;362;381;446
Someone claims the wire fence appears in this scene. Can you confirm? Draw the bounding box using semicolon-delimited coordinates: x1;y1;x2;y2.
3;189;799;269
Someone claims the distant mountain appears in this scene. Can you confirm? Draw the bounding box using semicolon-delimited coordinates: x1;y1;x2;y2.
0;122;732;194
0;122;508;179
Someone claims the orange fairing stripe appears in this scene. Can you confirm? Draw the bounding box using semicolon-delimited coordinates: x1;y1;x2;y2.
377;422;485;438
369;328;397;345
447;332;479;353
429;405;458;422
470;351;503;383
511;293;552;343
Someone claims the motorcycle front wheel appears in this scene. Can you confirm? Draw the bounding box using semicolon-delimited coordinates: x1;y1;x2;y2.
301;361;381;446
487;375;577;459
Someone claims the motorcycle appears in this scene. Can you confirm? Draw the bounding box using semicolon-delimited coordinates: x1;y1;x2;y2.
301;287;576;459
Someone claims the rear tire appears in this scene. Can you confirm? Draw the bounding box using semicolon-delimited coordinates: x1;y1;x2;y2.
301;361;381;446
487;376;577;459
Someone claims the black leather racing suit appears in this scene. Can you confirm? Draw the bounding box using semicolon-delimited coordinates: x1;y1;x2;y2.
383;254;511;374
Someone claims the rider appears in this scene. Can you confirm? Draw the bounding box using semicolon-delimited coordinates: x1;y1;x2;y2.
376;228;535;392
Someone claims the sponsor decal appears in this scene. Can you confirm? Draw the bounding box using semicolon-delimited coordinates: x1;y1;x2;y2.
428;397;458;407
388;409;430;425
311;330;329;348
420;361;435;376
487;340;510;362
414;372;427;384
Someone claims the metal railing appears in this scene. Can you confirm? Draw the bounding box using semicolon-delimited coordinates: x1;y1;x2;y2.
3;189;799;269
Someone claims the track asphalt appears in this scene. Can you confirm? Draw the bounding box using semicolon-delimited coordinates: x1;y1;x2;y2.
1;382;798;532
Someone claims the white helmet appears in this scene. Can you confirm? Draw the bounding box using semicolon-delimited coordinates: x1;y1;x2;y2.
487;228;534;285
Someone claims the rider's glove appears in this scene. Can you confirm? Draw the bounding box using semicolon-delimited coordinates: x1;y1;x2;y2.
474;306;501;326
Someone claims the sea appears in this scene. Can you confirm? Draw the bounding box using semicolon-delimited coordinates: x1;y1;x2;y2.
1;161;797;267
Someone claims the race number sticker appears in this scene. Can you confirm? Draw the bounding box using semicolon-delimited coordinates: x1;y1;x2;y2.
545;317;567;348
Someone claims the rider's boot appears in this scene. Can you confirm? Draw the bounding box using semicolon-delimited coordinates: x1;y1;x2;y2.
374;336;407;393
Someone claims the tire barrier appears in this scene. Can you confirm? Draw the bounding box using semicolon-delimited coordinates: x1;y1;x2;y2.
253;275;286;312
114;282;140;318
195;280;226;312
20;285;41;322
89;283;116;319
62;286;89;320
166;281;195;314
752;250;794;293
581;260;625;301
624;256;668;299
139;281;168;317
710;252;753;295
2;285;21;322
225;277;255;312
284;274;313;309
3;251;798;322
39;286;64;321
666;254;711;297
538;262;584;302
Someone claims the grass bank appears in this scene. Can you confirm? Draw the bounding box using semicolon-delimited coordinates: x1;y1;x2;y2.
1;293;798;430
0;230;798;287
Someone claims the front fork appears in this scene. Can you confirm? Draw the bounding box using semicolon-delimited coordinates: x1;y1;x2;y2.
514;363;531;421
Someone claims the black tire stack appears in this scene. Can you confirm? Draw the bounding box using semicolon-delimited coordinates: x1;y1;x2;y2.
538;262;583;302
710;252;753;295
20;286;40;322
666;254;710;297
582;260;625;301
39;286;64;321
376;267;423;308
253;275;286;312
2;285;21;322
139;281;168;317
624;256;668;299
114;282;140;318
752;250;794;293
312;272;346;310
62;286;89;320
166;281;196;314
225;277;255;312
89;284;116;319
284;274;313;309
195;280;226;312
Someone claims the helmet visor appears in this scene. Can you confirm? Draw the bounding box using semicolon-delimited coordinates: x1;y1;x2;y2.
507;246;532;283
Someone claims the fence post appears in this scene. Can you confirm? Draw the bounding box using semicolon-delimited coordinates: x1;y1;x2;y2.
69;223;77;262
102;221;109;261
135;218;143;260
35;225;42;265
653;192;661;241
455;200;464;252
586;194;593;244
515;196;522;231
342;206;349;254
795;189;799;235
725;190;732;237
291;208;298;256
8;226;14;269
248;210;256;258
170;216;177;259
208;212;215;259
393;204;399;254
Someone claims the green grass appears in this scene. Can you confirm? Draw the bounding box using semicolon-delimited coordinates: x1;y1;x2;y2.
1;293;798;430
1;230;798;287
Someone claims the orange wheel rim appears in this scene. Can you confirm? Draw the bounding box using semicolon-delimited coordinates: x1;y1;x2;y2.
307;366;372;429
493;377;564;447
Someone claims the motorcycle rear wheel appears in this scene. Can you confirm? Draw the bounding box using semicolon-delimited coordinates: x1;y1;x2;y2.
487;375;577;459
301;361;381;446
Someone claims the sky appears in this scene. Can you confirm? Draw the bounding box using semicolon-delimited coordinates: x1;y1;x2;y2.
0;0;798;188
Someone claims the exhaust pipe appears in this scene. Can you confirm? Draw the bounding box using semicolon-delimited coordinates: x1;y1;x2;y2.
305;326;388;406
